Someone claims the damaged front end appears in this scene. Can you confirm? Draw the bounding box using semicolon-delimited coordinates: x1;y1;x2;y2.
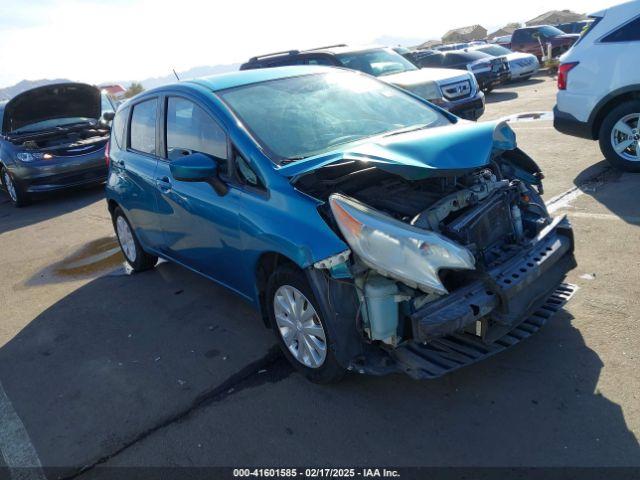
295;121;576;379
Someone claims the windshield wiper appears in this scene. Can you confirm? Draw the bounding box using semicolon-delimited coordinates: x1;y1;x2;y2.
280;156;306;165
383;124;430;137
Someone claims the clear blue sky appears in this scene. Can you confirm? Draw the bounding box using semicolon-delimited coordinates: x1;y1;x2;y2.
0;0;615;88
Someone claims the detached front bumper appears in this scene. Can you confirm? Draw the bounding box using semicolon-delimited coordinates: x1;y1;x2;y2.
411;215;576;343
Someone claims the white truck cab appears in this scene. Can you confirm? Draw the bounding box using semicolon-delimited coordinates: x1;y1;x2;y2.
553;0;640;171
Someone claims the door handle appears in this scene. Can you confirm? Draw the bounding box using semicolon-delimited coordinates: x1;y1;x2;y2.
156;176;172;192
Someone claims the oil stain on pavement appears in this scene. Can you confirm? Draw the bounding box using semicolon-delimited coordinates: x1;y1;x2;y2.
24;237;128;287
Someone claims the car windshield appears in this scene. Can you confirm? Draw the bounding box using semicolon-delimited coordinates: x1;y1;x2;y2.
477;45;511;56
538;25;565;38
335;49;417;77
218;71;449;162
453;51;491;62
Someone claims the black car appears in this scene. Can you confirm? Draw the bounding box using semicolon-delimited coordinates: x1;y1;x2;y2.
0;83;112;207
555;20;593;34
241;45;486;121
411;50;510;92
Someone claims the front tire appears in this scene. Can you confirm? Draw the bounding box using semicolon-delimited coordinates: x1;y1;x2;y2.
599;101;640;172
112;207;157;272
1;167;30;207
266;266;346;384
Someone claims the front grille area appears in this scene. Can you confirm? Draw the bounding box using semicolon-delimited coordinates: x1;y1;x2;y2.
490;57;509;73
441;79;472;100
444;194;515;252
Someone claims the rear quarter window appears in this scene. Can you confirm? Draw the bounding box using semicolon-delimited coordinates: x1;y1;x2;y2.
130;99;158;155
602;16;640;42
112;106;129;149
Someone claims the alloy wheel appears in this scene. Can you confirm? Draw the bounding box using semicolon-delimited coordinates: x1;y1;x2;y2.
3;171;17;202
116;216;137;263
273;285;327;369
611;113;640;162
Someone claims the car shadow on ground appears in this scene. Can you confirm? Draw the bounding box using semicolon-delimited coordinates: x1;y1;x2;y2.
485;90;518;103
573;161;640;226
83;298;640;469
0;260;638;471
0;261;277;477
0;184;106;235
510;76;546;87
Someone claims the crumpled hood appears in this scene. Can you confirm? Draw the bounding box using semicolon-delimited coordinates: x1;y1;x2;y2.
2;82;101;134
384;68;470;87
279;120;517;180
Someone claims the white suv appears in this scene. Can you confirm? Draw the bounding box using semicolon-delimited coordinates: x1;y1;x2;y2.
553;0;640;171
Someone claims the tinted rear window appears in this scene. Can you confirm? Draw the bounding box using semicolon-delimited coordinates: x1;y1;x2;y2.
602;16;640;42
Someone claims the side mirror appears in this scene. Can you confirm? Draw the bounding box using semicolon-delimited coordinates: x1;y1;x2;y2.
170;152;218;182
103;111;115;121
170;152;229;196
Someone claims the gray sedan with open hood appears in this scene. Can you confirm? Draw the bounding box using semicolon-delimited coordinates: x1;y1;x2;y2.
0;82;112;206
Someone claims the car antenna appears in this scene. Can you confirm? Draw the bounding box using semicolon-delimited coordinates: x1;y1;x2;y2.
172;69;180;81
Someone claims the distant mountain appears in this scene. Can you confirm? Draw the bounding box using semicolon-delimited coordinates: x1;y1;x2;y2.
0;78;71;101
0;63;240;102
105;63;241;91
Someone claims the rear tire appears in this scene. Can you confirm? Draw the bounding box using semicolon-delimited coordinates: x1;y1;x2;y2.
1;167;30;207
112;207;157;272
266;265;346;384
598;101;640;172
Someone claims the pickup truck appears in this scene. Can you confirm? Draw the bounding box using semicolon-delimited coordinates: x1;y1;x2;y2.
509;25;579;60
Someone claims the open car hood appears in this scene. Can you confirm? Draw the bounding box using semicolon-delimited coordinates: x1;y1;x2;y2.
279;120;517;181
2;82;101;134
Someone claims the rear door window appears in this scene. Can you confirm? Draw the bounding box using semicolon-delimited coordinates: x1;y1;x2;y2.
166;97;228;171
129;99;158;155
602;16;640;42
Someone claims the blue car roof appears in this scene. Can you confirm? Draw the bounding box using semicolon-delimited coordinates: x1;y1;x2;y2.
187;66;334;92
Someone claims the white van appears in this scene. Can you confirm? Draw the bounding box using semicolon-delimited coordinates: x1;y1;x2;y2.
553;0;640;171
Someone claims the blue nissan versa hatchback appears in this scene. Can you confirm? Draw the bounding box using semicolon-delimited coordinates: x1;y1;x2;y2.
107;66;576;383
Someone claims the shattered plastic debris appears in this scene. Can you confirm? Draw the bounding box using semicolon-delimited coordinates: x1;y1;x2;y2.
580;273;596;280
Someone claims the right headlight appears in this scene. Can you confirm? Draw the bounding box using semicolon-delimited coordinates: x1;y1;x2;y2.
405;81;442;102
329;193;475;295
16;152;44;163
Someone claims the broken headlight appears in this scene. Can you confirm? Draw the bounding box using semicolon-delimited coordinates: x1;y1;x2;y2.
329;193;475;295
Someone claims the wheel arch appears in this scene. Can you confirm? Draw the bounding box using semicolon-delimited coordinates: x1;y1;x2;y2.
590;86;640;139
255;251;302;327
107;198;119;217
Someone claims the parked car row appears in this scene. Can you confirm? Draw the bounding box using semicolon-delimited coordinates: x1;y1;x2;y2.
406;49;510;92
240;45;486;120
